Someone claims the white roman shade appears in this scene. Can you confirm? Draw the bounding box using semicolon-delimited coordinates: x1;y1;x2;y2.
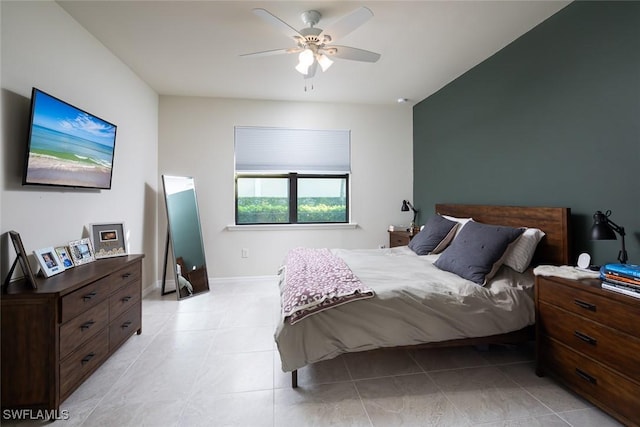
235;126;351;173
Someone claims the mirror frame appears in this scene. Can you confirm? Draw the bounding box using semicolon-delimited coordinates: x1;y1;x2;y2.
161;175;210;299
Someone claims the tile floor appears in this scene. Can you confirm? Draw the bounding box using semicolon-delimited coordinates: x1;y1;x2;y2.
4;276;623;426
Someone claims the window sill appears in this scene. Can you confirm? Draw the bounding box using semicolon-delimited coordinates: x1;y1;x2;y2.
226;223;358;231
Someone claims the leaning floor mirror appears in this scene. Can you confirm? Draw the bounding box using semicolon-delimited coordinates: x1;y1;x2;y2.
161;175;210;299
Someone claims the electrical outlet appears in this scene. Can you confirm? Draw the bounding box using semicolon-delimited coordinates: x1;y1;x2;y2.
241;248;248;258
378;244;386;249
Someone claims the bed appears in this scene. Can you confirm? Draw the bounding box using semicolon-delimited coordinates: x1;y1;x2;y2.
275;204;571;387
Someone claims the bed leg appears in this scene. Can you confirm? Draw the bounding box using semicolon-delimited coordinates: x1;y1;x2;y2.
292;370;298;388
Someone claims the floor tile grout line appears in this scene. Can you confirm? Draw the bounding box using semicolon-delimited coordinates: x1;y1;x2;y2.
406;348;427;374
496;365;564;421
78;315;167;426
350;377;375;427
272;350;277;427
423;369;475;426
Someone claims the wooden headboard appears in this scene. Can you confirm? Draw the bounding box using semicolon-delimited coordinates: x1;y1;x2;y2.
435;204;571;266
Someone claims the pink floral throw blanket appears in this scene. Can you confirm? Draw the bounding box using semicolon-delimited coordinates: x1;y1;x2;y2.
280;248;374;325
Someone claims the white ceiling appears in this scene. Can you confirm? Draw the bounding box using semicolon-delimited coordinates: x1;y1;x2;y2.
58;1;570;106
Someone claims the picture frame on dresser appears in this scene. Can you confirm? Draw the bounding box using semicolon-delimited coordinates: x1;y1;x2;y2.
4;231;38;289
33;247;64;278
90;222;127;259
55;246;74;270
68;238;95;266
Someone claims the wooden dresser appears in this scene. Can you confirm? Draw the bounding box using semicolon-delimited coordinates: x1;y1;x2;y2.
1;255;144;411
535;275;640;426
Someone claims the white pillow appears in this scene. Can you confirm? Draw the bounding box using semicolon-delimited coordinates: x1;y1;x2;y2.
502;228;546;273
441;215;474;239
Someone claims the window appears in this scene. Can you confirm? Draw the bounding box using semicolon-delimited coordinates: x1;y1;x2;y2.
235;127;350;225
236;176;289;224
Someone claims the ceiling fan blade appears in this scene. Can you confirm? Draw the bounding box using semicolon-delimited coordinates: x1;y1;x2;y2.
252;8;303;40
320;7;373;42
327;46;381;63
240;47;301;58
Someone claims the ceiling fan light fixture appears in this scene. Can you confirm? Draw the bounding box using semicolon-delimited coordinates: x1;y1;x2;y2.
245;7;380;80
296;49;315;75
317;54;333;72
295;62;310;75
296;48;315;74
299;49;314;66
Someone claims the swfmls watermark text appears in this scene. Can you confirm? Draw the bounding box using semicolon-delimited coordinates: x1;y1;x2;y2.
2;409;70;421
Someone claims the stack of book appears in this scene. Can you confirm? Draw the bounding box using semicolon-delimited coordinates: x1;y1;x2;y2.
600;263;640;299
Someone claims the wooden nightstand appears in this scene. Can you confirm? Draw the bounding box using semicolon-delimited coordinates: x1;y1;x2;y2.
388;230;417;247
535;275;640;426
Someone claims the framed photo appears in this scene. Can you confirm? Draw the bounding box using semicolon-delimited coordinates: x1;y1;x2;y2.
90;222;127;259
55;246;75;270
7;231;38;289
68;238;96;266
34;247;64;278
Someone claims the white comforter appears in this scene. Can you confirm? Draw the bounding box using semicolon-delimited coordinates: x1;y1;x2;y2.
275;246;535;372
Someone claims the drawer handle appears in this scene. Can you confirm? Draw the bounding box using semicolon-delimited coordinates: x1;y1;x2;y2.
122;296;132;302
80;320;95;331
122;273;132;279
83;292;97;301
575;368;597;385
81;352;95;365
573;299;596;312
574;330;597;346
121;321;132;329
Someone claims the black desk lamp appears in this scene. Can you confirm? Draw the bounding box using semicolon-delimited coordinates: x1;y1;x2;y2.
591;210;628;264
401;200;419;230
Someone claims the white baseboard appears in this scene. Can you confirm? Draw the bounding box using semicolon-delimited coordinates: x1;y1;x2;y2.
142;275;278;297
210;275;278;284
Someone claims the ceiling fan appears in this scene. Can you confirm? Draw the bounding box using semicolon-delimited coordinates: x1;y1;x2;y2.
241;7;381;79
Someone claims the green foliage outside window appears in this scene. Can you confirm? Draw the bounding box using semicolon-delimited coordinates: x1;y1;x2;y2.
237;197;346;224
237;197;288;223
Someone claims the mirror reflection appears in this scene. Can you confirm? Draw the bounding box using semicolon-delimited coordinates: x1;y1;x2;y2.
162;175;210;299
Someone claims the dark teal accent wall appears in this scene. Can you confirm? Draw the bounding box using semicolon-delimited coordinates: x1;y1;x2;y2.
413;1;639;266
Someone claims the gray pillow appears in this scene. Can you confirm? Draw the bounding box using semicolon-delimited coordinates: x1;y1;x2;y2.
408;215;458;255
434;221;524;285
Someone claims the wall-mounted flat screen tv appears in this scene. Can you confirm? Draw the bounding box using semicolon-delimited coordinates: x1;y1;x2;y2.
22;88;117;190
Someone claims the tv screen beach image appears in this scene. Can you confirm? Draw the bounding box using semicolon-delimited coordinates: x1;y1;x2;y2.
24;90;116;189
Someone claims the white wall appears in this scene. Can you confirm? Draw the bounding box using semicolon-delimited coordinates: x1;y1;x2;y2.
159;96;413;277
1;1;159;289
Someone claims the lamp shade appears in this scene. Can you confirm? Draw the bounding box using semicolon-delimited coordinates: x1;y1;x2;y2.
295;49;315;75
401;200;410;212
591;211;616;240
590;209;628;264
317;54;333;72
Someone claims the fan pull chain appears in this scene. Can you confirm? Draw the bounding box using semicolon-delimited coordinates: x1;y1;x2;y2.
303;80;314;92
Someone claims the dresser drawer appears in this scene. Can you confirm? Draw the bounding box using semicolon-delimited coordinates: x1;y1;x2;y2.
108;263;141;293
539;302;640;382
391;235;409;246
109;304;141;351
389;232;411;247
109;279;141;320
537;278;640;337
60;328;109;399
61;280;109;323
541;336;640;425
60;300;109;359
